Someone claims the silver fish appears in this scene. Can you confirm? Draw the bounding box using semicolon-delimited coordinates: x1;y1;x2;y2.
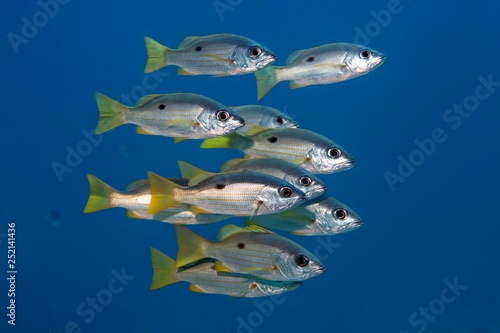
255;43;386;99
230;105;298;134
219;158;326;199
150;248;302;297
201;127;355;174
144;34;276;75
246;194;363;236
83;175;230;225
147;170;306;216
175;224;325;281
94;92;244;139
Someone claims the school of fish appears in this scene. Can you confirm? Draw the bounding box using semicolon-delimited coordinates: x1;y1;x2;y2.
85;33;385;297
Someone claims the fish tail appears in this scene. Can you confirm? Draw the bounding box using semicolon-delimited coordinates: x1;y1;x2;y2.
175;225;209;268
144;36;171;73
219;158;245;172
150;248;179;290
83;174;116;213
255;66;279;100
147;172;180;214
94;92;126;134
200;132;251;150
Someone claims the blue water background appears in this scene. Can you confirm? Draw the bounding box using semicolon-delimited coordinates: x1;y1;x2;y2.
1;0;499;332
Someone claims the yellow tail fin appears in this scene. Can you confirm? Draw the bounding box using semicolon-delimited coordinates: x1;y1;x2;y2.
94;92;126;134
255;66;279;100
147;172;180;214
144;36;171;73
175;225;209;268
177;161;215;186
150;248;179;290
83;174;116;213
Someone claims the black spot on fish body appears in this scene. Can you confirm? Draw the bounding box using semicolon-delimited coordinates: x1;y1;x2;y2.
267;136;278;143
306;56;315;62
237;242;245;249
158;104;166;110
215;184;226;189
194;46;202;52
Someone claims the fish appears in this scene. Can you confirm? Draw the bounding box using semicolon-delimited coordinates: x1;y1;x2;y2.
150;248;302;297
144;35;276;76
174;224;325;281
230;105;298;134
246;194;363;236
94;92;244;139
200;127;355;174
83;174;230;225
147;170;306;216
219;158;326;199
255;43;386;99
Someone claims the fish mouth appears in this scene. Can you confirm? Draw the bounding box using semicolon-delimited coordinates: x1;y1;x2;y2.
334;161;355;172
306;184;327;199
314;266;326;274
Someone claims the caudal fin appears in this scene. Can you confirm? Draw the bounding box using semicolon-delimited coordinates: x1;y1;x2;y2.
175;225;209;268
94;92;126;134
83;174;117;213
255;66;279;100
147;172;180;214
150;248;179;290
144;36;171;73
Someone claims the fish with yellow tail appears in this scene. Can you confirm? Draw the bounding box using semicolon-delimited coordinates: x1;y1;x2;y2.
94;92;244;141
174;224;325;281
150;248;301;297
147;170;305;216
144;34;276;75
255;43;386;99
83;174;230;224
200;127;355;174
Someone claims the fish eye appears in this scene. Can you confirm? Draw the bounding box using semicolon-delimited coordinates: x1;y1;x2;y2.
279;186;293;197
333;209;348;220
328;148;342;159
249;47;262;58
295;254;309;267
299;176;312;186
274;116;286;125
217;110;230;122
360;49;372;59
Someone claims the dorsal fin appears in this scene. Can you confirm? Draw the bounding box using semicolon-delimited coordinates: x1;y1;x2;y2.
219;158;245;172
126;179;149;191
178;36;201;48
177;161;215;186
216;224;243;241
286;49;306;64
136;94;164;106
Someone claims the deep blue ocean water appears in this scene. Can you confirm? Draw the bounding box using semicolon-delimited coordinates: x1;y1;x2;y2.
2;0;499;332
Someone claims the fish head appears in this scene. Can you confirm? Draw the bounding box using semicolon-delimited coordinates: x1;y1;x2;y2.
313;196;363;235
258;183;306;214
283;172;326;200
233;43;277;72
197;107;245;136
276;244;325;281
345;45;386;74
308;141;355;174
260;108;299;129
